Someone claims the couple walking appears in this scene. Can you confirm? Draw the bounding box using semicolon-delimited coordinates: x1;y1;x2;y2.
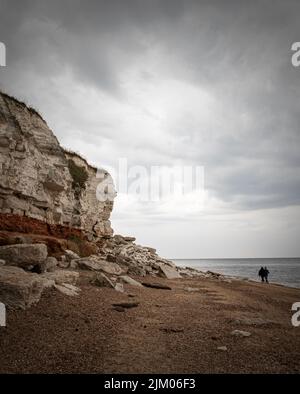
258;266;270;283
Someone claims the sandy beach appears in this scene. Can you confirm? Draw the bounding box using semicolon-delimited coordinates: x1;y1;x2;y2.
1;274;299;374
1;0;300;379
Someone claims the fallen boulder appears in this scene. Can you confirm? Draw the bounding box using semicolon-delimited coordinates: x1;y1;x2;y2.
119;275;143;287
127;265;147;277
91;272;115;288
69;260;78;269
0;244;47;269
41;270;79;285
206;271;221;278
76;258;102;271
77;257;123;275
64;249;80;261
157;264;181;279
0;266;50;309
45;256;58;272
55;283;81;296
113;235;129;245
177;267;206;277
123;236;136;242
57;256;70;269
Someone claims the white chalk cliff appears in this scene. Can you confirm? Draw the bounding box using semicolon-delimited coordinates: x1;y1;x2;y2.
0;92;114;239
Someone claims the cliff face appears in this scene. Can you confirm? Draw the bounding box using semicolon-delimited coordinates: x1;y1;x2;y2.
0;92;114;239
0;91;185;312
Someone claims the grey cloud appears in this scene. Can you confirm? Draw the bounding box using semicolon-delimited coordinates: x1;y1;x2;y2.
0;0;300;213
0;0;185;94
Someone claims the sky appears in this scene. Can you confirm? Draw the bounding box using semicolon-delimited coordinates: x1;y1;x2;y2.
0;0;300;258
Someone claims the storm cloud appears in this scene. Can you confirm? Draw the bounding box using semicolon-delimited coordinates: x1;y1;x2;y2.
1;0;300;257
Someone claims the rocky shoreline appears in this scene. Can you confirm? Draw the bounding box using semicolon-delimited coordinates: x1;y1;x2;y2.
0;234;237;310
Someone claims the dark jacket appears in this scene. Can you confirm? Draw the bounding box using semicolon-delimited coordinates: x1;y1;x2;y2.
258;267;265;277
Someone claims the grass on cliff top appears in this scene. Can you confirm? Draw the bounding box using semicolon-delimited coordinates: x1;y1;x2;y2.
0;91;45;121
68;158;88;191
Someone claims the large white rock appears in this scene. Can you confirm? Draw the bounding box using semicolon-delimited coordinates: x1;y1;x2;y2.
119;275;143;287
92;272;115;288
41;270;79;285
0;244;48;268
76;258;103;271
64;249;80;261
45;256;58;272
177;267;205;277
55;283;81;296
157;264;181;279
77;257;123;275
0;266;50;309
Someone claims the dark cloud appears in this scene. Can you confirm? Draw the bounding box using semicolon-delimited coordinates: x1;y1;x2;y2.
0;0;300;214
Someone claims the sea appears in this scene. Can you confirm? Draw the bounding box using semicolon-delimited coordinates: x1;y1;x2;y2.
172;258;300;289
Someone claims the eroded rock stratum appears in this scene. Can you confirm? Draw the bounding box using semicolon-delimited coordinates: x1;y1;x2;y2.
0;91;114;240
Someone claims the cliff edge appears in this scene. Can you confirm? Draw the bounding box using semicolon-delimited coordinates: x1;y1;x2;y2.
0;92;114;240
0;91;188;310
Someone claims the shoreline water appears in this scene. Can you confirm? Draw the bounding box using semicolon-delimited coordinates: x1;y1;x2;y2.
172;257;300;289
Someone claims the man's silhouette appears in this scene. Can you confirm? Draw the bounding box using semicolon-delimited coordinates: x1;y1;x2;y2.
264;266;270;283
258;266;265;282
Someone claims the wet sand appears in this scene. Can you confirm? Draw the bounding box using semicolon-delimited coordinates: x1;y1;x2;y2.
0;275;300;373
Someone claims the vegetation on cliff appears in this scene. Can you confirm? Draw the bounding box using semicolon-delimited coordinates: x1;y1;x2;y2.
67;159;88;192
0;91;44;121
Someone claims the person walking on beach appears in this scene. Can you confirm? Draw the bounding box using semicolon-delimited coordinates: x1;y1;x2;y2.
258;266;265;282
264;266;270;283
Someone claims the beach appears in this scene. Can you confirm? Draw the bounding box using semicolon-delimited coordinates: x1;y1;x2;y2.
1;273;300;374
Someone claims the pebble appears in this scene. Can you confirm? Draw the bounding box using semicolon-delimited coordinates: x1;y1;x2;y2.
231;330;251;337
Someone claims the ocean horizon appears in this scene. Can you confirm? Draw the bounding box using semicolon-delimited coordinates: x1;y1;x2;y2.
172;257;300;289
